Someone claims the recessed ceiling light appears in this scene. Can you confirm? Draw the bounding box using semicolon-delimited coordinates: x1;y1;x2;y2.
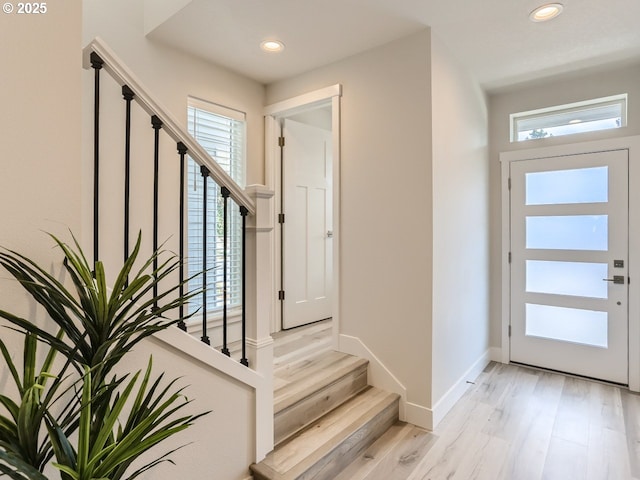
569;119;582;124
529;3;564;22
260;40;285;53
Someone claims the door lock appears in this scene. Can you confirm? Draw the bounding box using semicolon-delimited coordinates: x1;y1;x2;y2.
603;275;625;285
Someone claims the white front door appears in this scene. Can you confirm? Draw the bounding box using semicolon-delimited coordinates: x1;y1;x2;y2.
510;149;629;384
281;119;333;329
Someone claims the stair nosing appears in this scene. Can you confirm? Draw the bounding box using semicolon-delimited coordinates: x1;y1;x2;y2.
274;356;369;414
253;387;400;479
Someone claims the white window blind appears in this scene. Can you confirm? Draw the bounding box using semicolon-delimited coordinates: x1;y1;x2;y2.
187;98;246;315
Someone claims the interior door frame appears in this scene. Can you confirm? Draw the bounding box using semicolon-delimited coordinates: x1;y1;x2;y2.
500;135;640;391
264;84;342;340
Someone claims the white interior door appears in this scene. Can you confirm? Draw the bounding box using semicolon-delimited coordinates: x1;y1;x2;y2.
282;119;333;329
510;149;629;384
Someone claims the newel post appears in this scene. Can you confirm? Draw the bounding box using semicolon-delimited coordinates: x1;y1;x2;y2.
244;184;275;461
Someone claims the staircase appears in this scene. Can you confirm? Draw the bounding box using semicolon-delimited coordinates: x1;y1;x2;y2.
251;324;401;480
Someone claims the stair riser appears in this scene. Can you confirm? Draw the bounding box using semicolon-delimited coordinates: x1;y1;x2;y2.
275;365;368;446
296;396;400;480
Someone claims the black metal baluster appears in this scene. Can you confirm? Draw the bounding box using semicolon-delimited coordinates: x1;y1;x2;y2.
201;165;211;345
90;52;103;266
151;115;163;310
221;186;231;356
122;86;135;274
240;205;249;367
177;142;188;331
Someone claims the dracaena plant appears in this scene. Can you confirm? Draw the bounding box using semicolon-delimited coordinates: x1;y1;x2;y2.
0;232;197;387
0;232;207;479
0;330;77;474
0;450;48;480
49;358;206;480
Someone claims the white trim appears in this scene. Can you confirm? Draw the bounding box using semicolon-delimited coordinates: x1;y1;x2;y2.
246;184;276;199
431;349;492;428
338;334;410;423
405;402;433;431
243;186;276;461
152;327;263;389
263;117;280;334
187;95;246;122
510;94;628;143
331;94;341;351
263;84;342;116
264;85;342;335
336;342;494;431
501;159;511;365
246;336;275;350
500;135;640;392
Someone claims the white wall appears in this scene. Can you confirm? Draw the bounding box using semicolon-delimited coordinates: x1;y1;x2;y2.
267;30;435;410
0;0;82;415
430;35;490;412
118;335;255;480
267;30;492;427
0;0;82;277
489;63;640;351
83;0;265;187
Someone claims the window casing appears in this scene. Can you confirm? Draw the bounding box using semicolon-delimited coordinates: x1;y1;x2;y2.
187;97;246;316
511;94;627;142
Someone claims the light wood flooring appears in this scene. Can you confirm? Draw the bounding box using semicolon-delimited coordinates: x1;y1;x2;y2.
270;322;640;480
405;362;640;480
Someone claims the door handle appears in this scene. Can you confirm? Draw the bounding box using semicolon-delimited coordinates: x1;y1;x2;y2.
603;276;625;284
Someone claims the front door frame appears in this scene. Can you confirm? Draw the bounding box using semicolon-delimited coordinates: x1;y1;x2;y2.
264;85;342;340
500;135;640;391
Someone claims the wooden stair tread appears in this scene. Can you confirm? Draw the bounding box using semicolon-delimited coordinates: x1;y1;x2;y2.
274;350;368;414
333;422;436;480
273;322;333;367
252;387;400;480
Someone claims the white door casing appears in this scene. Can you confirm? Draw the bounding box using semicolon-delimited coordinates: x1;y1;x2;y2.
281;119;333;329
509;149;628;384
264;84;341;336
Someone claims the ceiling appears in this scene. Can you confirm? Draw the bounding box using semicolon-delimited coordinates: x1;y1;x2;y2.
147;0;640;92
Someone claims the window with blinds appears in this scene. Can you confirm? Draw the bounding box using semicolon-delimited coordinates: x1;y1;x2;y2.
186;97;246;316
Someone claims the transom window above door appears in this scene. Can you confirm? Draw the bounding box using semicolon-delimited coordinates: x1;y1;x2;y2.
510;94;627;142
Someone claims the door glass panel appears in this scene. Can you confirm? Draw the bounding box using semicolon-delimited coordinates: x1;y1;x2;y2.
526;215;608;250
526;167;608;205
526;260;608;298
525;303;608;348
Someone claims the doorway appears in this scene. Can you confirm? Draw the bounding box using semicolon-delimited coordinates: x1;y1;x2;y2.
509;149;628;384
264;85;342;333
280;116;333;329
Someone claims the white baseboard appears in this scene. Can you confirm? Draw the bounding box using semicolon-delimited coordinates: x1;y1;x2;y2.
431;349;492;429
338;335;497;432
405;402;433;430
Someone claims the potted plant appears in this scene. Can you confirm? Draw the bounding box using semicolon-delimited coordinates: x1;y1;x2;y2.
0;232;207;479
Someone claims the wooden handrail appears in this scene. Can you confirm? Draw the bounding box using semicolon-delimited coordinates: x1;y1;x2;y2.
82;37;256;215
